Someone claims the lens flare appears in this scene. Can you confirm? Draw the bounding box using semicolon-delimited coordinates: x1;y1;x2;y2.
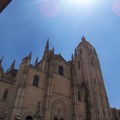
40;0;60;17
112;0;120;16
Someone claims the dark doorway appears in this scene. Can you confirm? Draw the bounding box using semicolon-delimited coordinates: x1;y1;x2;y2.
60;118;64;120
25;116;33;120
54;117;58;120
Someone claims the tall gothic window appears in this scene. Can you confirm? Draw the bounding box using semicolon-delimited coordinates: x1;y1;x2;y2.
58;65;64;75
78;90;81;101
3;89;8;100
33;75;39;87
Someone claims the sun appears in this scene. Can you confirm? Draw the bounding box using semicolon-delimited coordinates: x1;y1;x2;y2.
70;0;95;6
63;0;97;15
60;0;97;15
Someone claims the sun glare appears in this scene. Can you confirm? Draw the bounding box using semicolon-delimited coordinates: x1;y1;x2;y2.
62;0;97;15
39;0;98;17
70;0;94;5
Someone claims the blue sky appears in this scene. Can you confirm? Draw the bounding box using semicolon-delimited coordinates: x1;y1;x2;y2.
0;0;120;108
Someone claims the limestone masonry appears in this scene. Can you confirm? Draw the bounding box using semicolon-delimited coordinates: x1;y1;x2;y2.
0;37;120;120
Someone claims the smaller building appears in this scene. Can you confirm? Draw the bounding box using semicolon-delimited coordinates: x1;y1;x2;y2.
0;0;12;13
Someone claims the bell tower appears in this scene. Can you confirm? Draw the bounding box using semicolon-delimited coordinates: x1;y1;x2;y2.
72;36;112;120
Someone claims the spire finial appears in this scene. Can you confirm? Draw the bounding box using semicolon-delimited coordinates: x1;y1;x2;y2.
6;68;9;74
0;55;4;64
29;52;32;59
35;57;38;65
0;55;4;73
71;54;73;61
10;60;15;70
81;36;86;41
52;47;54;53
43;39;49;59
74;47;77;56
59;53;61;56
45;39;49;51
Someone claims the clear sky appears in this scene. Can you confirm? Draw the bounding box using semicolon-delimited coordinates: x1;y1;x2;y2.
0;0;120;108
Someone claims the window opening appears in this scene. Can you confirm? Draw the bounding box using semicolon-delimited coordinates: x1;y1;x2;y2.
25;116;33;120
3;89;8;100
59;65;63;75
54;117;58;120
33;75;39;87
78;90;81;101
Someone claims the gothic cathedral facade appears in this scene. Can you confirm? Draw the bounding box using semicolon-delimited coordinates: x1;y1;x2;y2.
0;37;119;120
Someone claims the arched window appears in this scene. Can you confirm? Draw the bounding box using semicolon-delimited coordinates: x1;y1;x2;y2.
54;117;58;120
78;90;81;101
58;65;64;75
33;75;39;87
3;89;8;100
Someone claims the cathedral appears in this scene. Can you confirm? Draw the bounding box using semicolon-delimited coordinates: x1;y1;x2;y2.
0;37;120;120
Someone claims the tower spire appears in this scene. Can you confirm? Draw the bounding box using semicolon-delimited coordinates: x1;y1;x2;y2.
74;47;77;57
29;52;32;60
52;47;54;54
81;36;86;41
71;54;73;61
43;39;49;59
22;52;32;65
0;55;4;74
35;57;38;65
10;60;15;70
0;55;4;65
45;39;49;51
